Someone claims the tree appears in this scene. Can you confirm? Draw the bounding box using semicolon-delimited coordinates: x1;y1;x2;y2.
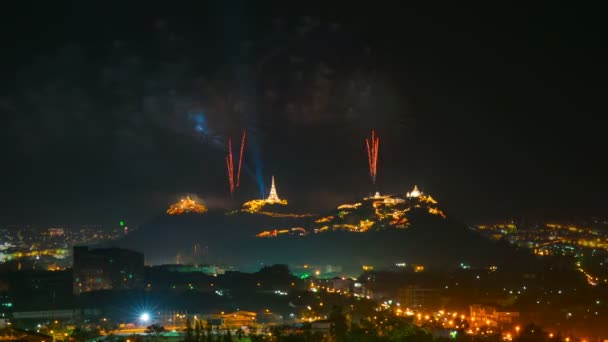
146;324;166;334
205;324;214;342
71;327;102;342
195;320;203;342
235;328;244;340
223;328;232;342
329;306;348;342
514;323;550;342
186;317;194;342
145;324;167;342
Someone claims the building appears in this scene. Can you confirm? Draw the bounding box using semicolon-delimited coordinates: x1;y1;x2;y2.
266;176;281;203
398;286;440;309
406;185;422;198
0;328;52;342
73;246;144;294
311;320;331;335
470;305;519;329
221;311;257;328
201;311;257;329
242;175;288;213
3;270;73;311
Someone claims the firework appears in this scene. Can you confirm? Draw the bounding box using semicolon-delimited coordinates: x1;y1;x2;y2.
226;138;235;194
365;129;380;184
225;131;247;194
236;130;246;188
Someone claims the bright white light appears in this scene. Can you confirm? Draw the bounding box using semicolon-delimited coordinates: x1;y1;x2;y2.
140;313;150;322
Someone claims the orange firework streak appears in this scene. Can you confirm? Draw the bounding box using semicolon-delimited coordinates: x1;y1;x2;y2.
226;138;235;194
365;130;380;184
225;131;247;194
236;130;246;188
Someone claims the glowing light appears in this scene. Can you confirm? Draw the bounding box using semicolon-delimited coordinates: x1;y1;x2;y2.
236;130;246;188
407;185;421;198
166;196;207;215
225;130;247;194
365;129;380;184
140;313;150;322
266;175;281;203
315;216;334;223
226;138;235;194
337;203;362;210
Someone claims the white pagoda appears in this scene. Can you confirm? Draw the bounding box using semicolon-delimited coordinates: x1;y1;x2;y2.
266;175;282;203
406;185;422;198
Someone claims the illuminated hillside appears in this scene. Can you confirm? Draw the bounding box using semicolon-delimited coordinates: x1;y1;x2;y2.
240;176;315;218
255;185;446;237
121;185;537;273
242;198;288;213
166;195;208;215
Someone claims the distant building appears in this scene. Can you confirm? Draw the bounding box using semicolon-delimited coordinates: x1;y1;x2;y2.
73;246;144;294
4;270;73;311
311;320;331;334
0;327;51;342
153;264;226;276
266;176;282;203
222;311;257;328
328;277;353;292
398;286;440;309
406;185;422;198
200;311;257;329
48;228;65;236
470;305;519;329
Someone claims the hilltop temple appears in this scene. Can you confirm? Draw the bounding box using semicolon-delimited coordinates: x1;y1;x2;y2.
242;175;288;213
266;176;282;203
406;185;422;198
166;195;208;215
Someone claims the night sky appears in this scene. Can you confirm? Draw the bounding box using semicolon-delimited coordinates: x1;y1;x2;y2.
1;2;605;226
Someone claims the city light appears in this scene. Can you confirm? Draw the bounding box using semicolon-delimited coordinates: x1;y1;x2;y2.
140;312;150;323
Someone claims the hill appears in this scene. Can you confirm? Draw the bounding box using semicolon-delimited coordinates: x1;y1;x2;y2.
117;187;541;273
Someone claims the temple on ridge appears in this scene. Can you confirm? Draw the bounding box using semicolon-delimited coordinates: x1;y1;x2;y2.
266;175;281;203
407;185;422;198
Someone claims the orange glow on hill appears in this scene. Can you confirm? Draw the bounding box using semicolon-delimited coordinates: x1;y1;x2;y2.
167;196;208;215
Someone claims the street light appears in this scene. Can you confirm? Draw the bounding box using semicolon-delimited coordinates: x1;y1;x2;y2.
140;312;150;323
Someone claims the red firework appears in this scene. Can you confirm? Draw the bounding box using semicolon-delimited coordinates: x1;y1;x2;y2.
365;129;380;184
225;130;247;194
237;130;246;188
226;138;234;194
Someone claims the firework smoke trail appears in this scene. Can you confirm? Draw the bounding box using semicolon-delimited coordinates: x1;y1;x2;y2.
365;130;380;184
236;130;246;188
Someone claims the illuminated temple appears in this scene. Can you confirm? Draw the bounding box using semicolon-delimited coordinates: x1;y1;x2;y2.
242;175;289;214
166;195;208;215
256;184;447;238
406;185;422;198
266;176;282;203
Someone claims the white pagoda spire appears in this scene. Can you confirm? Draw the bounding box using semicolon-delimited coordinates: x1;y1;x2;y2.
407;185;422;198
266;175;281;203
